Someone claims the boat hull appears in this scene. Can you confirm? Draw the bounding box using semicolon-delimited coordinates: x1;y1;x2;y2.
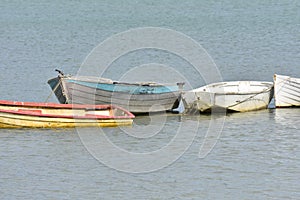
0;100;134;128
48;76;182;113
183;81;274;113
0;112;132;128
274;74;300;107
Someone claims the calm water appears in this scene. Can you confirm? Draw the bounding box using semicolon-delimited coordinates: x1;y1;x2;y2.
0;0;299;199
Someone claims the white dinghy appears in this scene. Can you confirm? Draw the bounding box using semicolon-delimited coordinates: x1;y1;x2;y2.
183;81;274;113
274;74;300;107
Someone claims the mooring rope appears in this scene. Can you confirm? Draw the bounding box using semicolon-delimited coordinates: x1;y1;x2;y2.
227;87;273;109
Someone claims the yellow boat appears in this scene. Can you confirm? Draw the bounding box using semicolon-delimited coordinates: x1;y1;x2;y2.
0;100;134;128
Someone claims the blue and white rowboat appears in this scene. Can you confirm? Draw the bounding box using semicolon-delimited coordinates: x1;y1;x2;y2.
48;71;184;113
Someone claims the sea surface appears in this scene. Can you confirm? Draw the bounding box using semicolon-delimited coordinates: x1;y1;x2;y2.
0;0;299;199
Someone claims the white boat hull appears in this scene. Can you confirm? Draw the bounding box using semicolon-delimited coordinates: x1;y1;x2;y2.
183;81;274;112
274;74;300;107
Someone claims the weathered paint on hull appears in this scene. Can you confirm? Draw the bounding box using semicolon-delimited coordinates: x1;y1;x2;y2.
183;81;274;113
48;76;182;113
274;74;300;107
0;112;133;128
0;100;134;128
184;92;272;112
67;78;179;94
66;83;180;113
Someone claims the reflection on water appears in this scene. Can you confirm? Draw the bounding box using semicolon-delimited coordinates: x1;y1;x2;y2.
274;108;300;130
0;109;299;199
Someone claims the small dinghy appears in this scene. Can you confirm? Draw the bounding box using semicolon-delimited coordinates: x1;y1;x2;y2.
273;74;300;107
0;100;134;128
182;81;274;113
48;70;184;114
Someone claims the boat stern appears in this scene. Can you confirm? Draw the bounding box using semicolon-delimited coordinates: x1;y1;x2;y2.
47;76;68;104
